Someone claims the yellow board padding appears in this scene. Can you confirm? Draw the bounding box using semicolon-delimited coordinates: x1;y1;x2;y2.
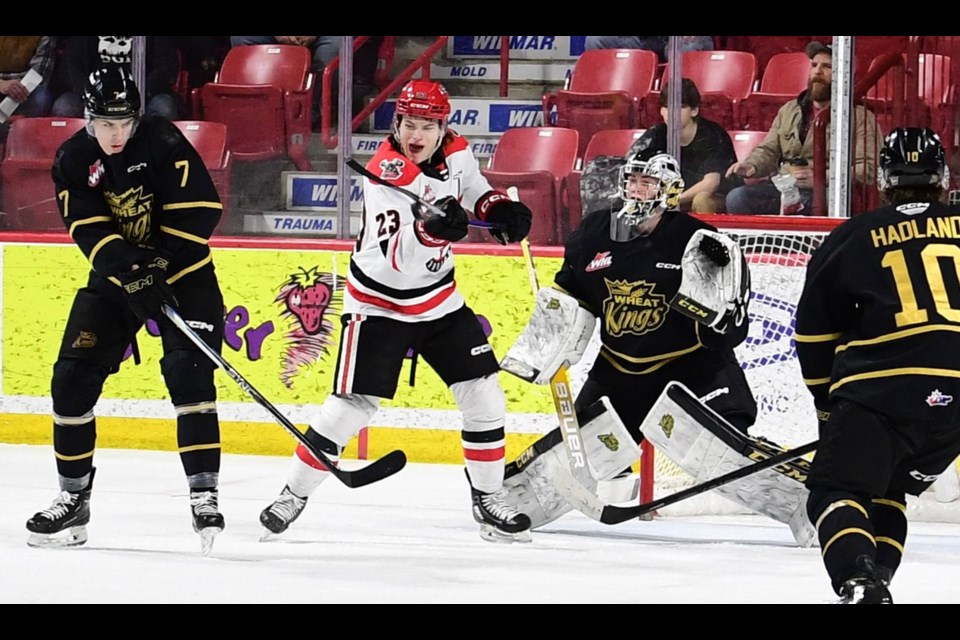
0;413;542;464
2;243;562;414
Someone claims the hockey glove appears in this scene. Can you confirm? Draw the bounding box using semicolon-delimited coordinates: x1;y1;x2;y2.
414;196;469;243
117;254;178;322
476;190;533;244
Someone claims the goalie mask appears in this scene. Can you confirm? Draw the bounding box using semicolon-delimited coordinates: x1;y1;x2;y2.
611;150;684;242
878;127;949;191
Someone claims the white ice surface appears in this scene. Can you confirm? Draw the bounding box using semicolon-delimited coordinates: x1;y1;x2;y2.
3;443;959;604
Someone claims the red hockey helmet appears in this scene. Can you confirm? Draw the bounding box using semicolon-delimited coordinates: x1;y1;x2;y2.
395;80;451;121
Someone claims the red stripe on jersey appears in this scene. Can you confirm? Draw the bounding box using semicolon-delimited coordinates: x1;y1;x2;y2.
390;234;401;271
463;446;506;462
346;279;457;315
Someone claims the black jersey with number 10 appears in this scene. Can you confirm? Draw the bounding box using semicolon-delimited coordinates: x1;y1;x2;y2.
796;200;960;422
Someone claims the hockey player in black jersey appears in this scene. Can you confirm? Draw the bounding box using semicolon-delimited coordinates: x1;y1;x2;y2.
25;66;227;554
497;149;816;544
797;127;960;604
549;149;756;438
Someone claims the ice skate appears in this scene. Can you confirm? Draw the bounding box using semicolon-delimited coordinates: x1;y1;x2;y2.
838;555;893;604
26;488;92;548
259;485;308;540
471;486;532;544
190;489;224;556
26;469;95;548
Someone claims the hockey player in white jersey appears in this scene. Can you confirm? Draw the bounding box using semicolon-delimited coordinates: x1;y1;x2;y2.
260;80;535;543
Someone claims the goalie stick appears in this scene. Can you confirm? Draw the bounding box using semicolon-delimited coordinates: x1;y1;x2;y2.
162;304;407;489
346;158;499;229
597;440;818;525
508;186;541;296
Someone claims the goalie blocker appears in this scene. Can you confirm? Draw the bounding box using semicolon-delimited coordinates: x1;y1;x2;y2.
500;287;595;384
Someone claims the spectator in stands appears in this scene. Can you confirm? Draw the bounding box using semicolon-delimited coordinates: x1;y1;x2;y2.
0;36;57;141
627;78;740;213
51;36;181;120
584;36;714;63
724;41;882;215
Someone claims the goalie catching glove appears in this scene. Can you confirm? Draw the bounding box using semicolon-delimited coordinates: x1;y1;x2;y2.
669;229;750;334
500;287;596;384
475;190;533;244
116;253;178;322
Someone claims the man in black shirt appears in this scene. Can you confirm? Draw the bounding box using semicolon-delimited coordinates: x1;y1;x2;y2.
797;127;960;603
25;66;226;554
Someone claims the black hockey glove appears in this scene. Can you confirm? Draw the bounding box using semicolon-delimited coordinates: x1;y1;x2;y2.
476;190;532;245
414;195;469;243
116;254;178;322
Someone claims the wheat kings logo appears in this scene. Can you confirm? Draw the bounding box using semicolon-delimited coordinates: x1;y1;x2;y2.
602;278;667;337
105;186;153;243
659;413;674;438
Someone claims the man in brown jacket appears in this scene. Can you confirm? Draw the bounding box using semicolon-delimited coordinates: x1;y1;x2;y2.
724;41;881;215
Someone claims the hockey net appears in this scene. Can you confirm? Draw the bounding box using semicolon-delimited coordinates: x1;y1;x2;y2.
632;214;960;521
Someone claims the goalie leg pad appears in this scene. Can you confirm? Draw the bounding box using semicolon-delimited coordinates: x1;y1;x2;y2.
500;287;596;384
640;381;817;547
503;397;640;528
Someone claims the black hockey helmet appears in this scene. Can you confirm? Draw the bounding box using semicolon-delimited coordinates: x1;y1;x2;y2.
878;127;948;190
82;65;141;120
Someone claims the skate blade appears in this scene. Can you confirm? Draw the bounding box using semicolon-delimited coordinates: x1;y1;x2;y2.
259;528;280;542
198;527;222;556
26;525;88;549
479;524;532;544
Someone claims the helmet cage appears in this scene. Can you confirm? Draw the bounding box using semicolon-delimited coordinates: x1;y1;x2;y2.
611;153;684;240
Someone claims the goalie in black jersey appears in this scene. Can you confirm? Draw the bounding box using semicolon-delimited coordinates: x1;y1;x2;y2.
499;148;817;546
25;66;227;554
797;127;960;604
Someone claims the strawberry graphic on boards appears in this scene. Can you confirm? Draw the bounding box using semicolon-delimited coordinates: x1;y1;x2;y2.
284;267;332;334
276;266;342;388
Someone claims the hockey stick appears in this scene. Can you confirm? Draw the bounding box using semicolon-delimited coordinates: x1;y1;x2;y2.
508;186;540;296
507;202;610;521
162;304;407;488
598;440;818;524
346;158;499;229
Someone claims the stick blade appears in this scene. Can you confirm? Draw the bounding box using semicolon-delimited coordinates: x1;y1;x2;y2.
336;449;408;488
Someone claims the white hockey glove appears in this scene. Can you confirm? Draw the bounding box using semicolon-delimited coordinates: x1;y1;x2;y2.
500;287;596;384
670;229;749;334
